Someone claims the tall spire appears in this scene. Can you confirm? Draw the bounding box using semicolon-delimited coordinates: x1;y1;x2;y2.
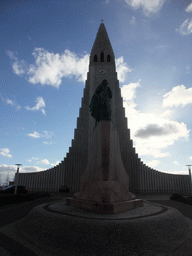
90;22;115;64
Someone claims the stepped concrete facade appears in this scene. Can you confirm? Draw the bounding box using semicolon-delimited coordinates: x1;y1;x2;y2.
16;23;191;195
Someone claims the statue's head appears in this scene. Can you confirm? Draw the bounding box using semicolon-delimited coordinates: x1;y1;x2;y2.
102;79;108;86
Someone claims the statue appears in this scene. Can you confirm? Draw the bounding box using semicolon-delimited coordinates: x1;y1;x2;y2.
89;79;112;126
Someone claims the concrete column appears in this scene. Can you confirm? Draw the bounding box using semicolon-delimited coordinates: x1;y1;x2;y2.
51;168;54;191
54;168;58;192
147;166;151;193
35;172;38;191
37;172;40;191
167;174;170;193
57;165;60;191
143;165;147;193
62;162;65;187
150;169;153;193
183;175;188;195
138;159;141;193
158;171;161;193
61;163;64;188
148;168;151;193
151;168;154;193
184;175;188;194
46;170;50;191
163;173;166;193
30;173;34;191
152;169;155;194
183;175;187;195
169;174;172;193
177;175;180;194
170;174;173;194
178;175;182;194
181;175;185;194
141;163;144;193
27;173;31;191
159;172;163;194
64;159;68;187
173;175;176;193
44;170;48;191
54;167;57;191
40;171;44;191
155;170;158;193
153;169;156;193
138;161;141;193
40;171;43;191
145;166;148;193
187;174;191;195
55;166;58;191
175;175;178;193
33;173;36;191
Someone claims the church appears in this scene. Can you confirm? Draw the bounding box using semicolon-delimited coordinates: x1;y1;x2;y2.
17;23;191;195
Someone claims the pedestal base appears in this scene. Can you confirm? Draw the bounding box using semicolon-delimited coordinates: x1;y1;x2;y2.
66;197;143;214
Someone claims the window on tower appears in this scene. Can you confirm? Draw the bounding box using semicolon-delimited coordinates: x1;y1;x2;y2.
94;55;98;62
107;54;111;62
100;51;104;62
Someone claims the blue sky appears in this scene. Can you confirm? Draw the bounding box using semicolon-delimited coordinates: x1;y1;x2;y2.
1;0;192;185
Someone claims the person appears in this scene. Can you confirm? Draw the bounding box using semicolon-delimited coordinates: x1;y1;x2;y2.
89;79;112;126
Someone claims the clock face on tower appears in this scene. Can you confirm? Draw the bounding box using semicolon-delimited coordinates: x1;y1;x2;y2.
99;68;106;75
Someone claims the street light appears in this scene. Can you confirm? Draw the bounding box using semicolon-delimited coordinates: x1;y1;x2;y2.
186;165;192;196
14;164;22;194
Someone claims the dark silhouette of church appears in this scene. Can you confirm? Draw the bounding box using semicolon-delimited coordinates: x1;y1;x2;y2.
17;23;191;195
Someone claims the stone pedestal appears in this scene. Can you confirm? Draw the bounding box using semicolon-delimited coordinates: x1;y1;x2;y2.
67;120;143;213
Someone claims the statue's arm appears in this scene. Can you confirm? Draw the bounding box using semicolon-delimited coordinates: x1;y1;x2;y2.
95;84;102;94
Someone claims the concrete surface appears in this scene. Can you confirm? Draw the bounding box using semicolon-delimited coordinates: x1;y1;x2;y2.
0;197;192;256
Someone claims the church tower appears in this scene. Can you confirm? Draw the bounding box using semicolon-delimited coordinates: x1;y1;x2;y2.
62;22;139;193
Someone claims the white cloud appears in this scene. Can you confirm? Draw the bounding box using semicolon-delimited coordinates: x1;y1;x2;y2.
26;97;46;115
116;57;132;82
176;18;192;35
38;159;50;165
0;95;21;110
174;161;180;166
6;51;26;75
28;131;40;138
7;49;132;87
27;157;39;163
121;80;140;101
124;0;165;16
146;160;160;168
186;3;192;12
121;82;190;159
189;156;192;161
7;49;89;88
6;98;21;109
162;85;192;108
0;148;12;158
51;160;60;167
27;131;54;143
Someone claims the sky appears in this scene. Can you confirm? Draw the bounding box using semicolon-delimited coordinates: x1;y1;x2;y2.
1;0;192;185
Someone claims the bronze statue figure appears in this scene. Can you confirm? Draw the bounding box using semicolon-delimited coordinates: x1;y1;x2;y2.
89;79;112;126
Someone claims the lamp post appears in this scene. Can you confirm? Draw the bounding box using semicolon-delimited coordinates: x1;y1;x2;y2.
186;165;192;196
14;164;22;194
